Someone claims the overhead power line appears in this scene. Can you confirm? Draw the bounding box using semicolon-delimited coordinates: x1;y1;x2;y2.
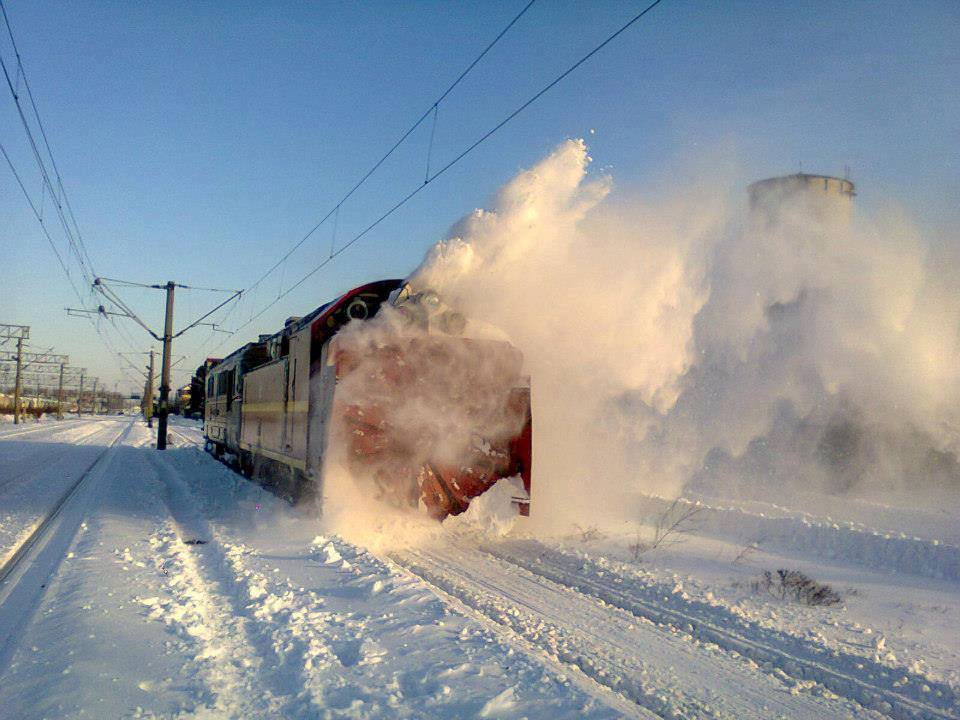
225;0;666;340
0;138;81;300
0;0;142;388
0;0;96;281
241;0;538;300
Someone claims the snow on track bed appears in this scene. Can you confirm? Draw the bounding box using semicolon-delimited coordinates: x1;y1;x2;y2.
479;538;960;720
0;419;131;565
0;423;108;494
0;419;132;672
0;417;90;440
392;542;883;720
146;449;293;718
143;443;631;718
637;495;960;583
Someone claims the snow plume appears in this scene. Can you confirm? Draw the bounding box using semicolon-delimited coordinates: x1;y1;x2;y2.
316;305;529;548
672;188;960;506
325;138;960;537
407;139;722;529
406;138;960;529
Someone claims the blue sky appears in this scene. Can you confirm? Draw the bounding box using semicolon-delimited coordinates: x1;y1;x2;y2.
1;0;957;392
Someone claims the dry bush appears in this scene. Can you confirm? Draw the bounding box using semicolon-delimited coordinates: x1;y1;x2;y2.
572;524;605;543
752;569;842;606
630;498;703;560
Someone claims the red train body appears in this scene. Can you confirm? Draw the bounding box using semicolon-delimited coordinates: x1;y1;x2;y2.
202;279;532;520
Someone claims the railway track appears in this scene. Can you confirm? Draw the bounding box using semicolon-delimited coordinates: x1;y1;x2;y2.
0;419;131;591
0;417;90;441
391;541;957;720
0;423;110;494
481;541;959;720
391;546;851;720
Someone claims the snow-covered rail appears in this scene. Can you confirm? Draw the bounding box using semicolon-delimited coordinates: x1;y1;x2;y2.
391;543;879;720
0;420;131;587
0;417;93;441
479;539;959;720
0;422;109;494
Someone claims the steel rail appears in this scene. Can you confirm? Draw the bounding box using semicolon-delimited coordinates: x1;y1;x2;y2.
0;420;130;587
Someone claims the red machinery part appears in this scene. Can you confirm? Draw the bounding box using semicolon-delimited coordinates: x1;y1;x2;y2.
332;337;532;520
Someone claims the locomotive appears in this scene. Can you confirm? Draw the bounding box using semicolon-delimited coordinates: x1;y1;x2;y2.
201;279;532;520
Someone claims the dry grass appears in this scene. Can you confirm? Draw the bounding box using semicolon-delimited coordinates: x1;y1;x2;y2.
752;569;842;606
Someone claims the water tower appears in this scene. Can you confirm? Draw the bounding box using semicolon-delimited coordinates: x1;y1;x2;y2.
748;173;855;226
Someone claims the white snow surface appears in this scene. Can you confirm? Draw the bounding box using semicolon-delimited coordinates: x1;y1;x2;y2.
0;417;957;719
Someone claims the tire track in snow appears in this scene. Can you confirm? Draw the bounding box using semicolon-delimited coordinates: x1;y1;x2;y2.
148;453;295;718
480;540;959;720
393;544;878;720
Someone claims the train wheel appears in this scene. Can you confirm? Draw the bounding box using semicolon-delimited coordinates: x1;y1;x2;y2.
239;451;253;477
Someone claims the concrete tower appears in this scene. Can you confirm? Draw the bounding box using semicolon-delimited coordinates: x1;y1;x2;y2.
748;173;855;226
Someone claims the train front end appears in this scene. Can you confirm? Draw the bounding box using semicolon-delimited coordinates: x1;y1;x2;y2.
325;286;532;521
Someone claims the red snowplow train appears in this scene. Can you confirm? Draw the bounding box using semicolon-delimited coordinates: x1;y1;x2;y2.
200;279;532;519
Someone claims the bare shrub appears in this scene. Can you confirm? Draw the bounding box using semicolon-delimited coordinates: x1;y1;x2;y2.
630;498;703;561
732;540;760;565
572;524;604;543
752;569;842;606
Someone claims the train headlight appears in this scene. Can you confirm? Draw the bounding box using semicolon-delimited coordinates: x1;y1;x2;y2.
346;299;369;320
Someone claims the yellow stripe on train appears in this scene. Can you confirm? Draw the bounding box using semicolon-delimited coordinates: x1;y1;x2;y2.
241;400;309;414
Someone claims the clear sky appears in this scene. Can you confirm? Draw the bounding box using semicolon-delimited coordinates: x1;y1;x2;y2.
1;0;957;393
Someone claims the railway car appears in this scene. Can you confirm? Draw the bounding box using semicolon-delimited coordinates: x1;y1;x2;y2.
189;357;219;419
205;341;270;455
202;279;532;520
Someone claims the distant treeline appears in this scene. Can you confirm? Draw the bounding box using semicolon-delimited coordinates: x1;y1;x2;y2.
0;399;60;417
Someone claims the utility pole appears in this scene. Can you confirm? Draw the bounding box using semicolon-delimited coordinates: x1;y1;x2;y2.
92;378;98;415
57;363;65;419
77;370;84;417
157;282;175;450
90;278;240;450
13;336;23;424
145;349;155;428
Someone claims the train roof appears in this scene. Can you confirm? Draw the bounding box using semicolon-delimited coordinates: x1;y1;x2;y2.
302;278;403;334
215;279;405;368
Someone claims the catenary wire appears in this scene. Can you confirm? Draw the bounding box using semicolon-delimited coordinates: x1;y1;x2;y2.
224;0;665;341
240;0;537;299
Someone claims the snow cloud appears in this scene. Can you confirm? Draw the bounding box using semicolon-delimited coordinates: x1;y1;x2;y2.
406;139;960;530
321;138;960;537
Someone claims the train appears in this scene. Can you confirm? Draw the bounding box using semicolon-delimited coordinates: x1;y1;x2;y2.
197;279;532;520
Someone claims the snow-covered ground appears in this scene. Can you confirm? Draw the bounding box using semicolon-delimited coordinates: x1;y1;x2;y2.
0;417;957;718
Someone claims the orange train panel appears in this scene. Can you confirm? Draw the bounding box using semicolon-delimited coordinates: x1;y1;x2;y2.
331;336;532;520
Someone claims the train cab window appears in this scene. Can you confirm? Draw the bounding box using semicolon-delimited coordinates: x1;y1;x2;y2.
226;369;235;411
207;376;214;397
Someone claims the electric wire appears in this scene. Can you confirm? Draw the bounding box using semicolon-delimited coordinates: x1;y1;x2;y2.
0;0;97;277
0;1;140;388
1;139;83;302
225;0;666;341
241;0;537;299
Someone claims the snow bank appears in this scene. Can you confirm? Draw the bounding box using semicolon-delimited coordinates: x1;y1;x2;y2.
638;495;960;582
